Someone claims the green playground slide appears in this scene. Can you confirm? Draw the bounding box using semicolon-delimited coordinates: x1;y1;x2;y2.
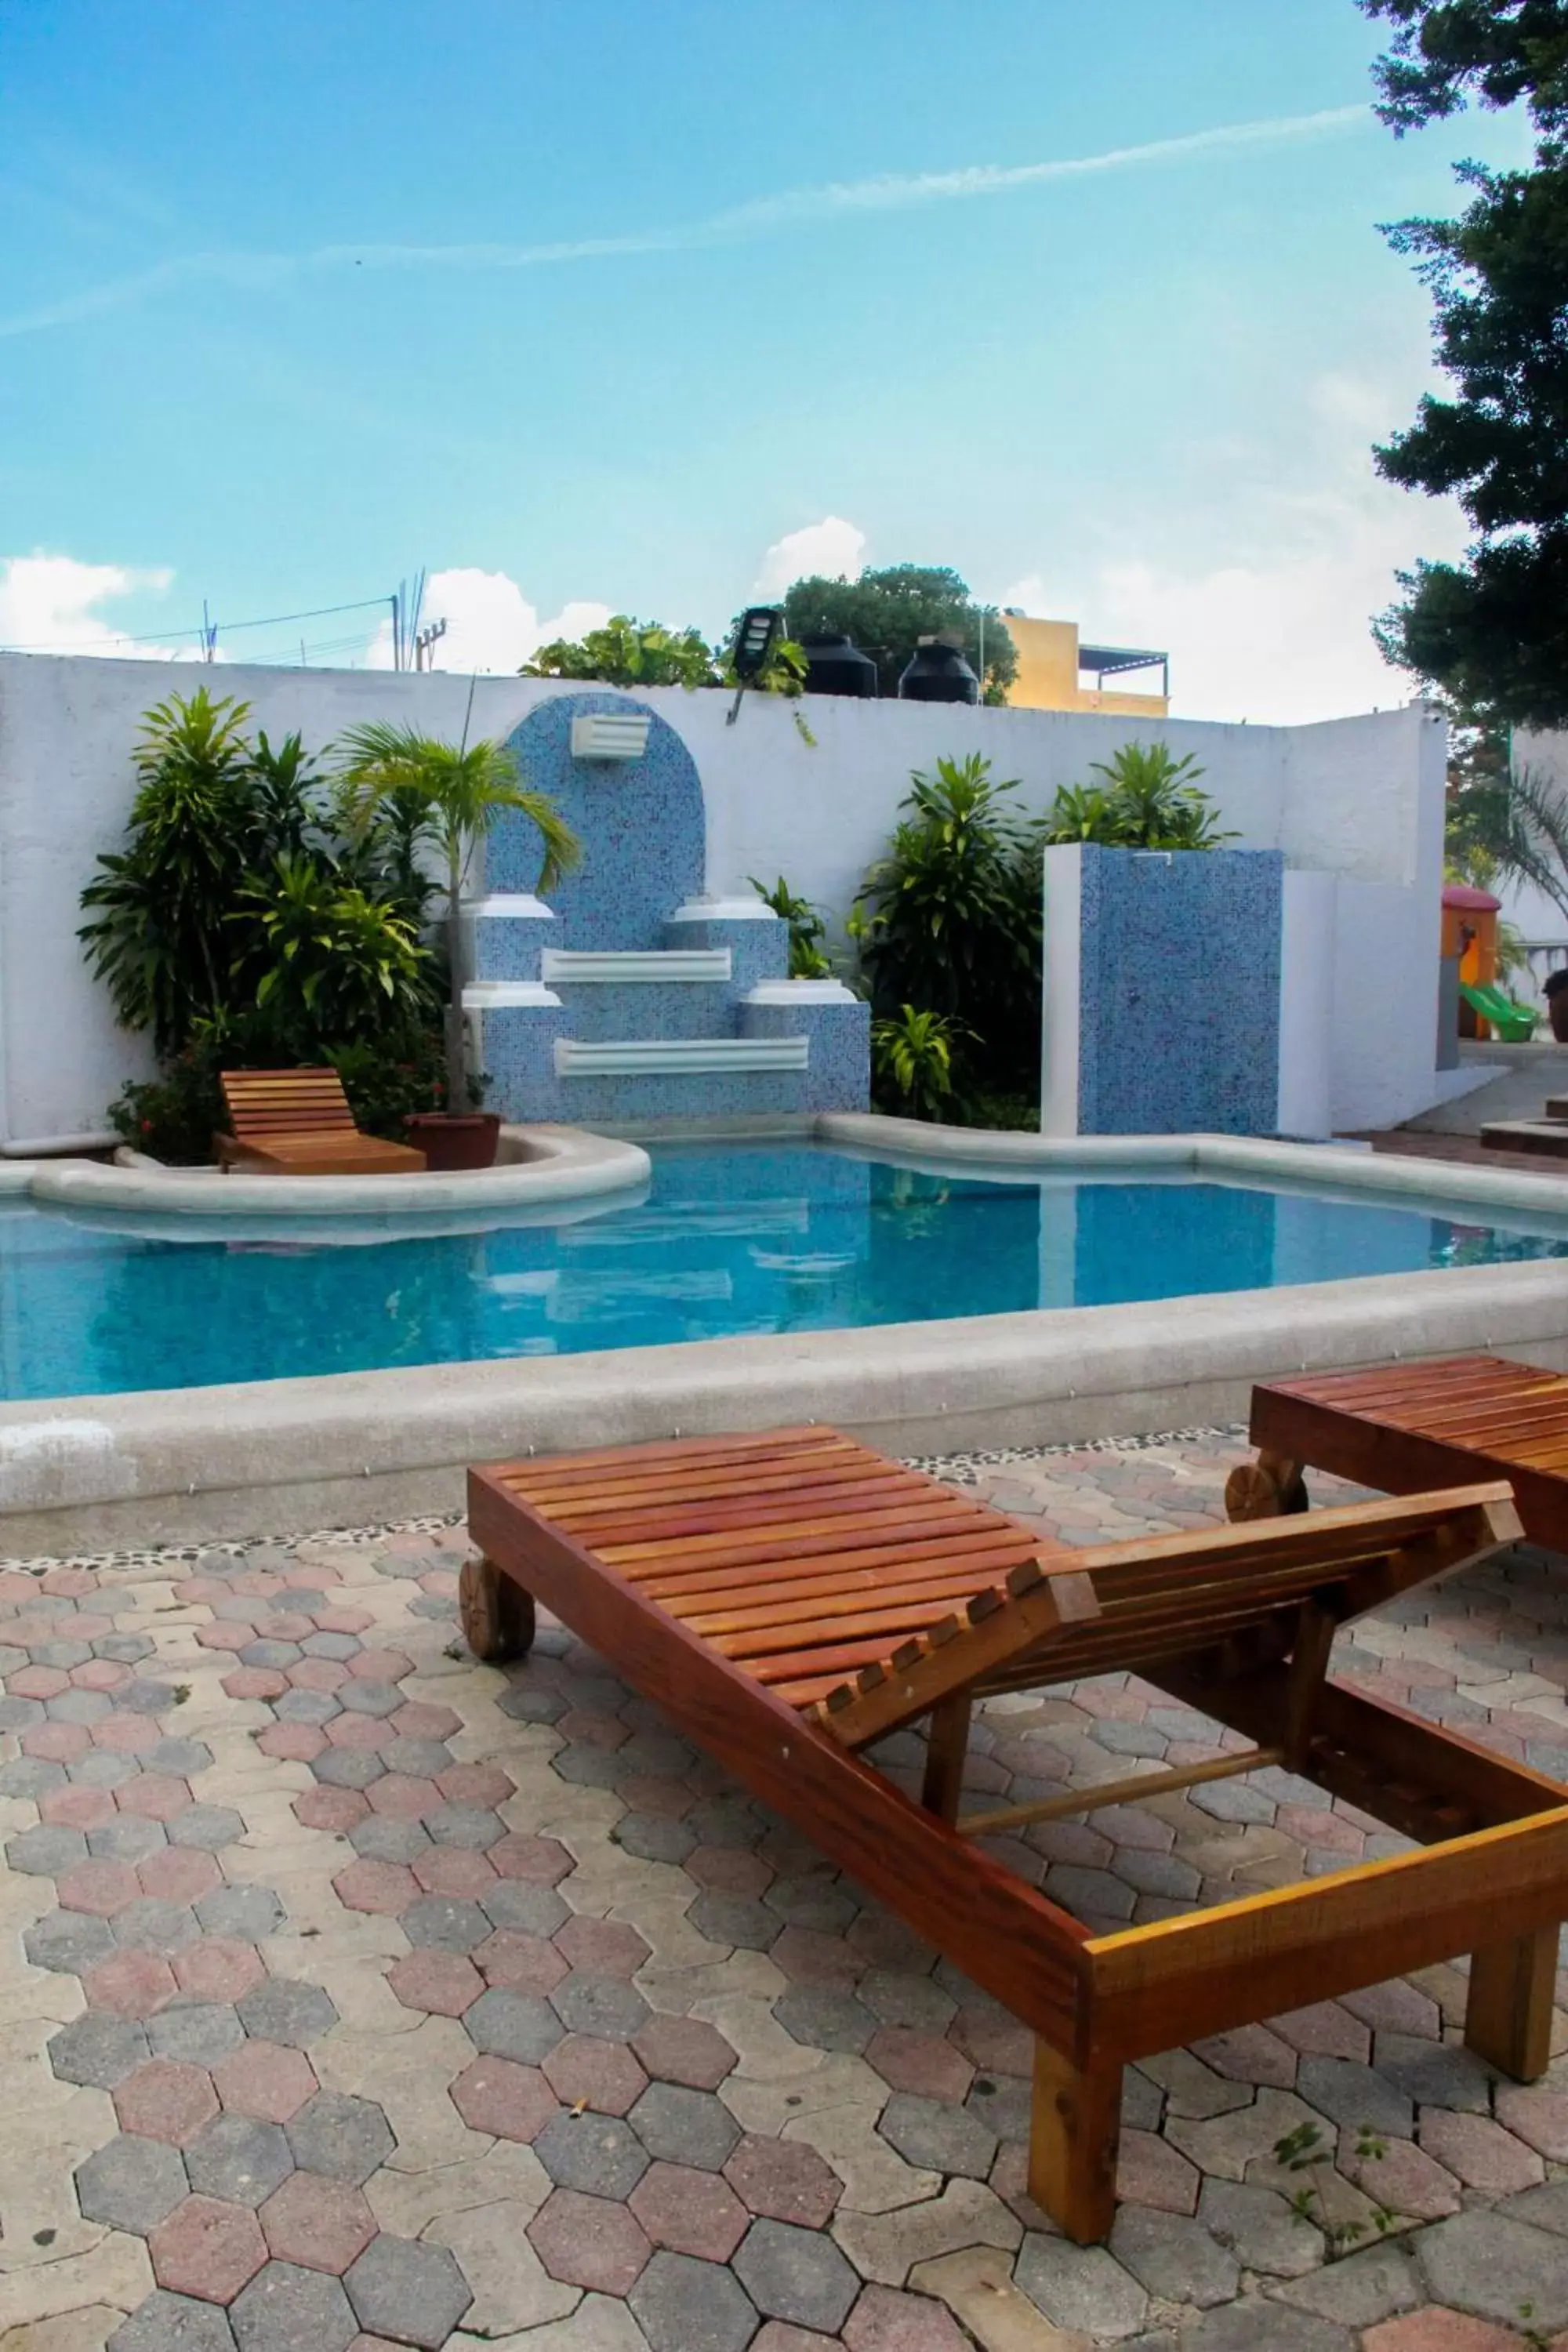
1460;981;1538;1041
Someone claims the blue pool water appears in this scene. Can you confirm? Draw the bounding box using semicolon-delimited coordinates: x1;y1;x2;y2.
4;1145;1567;1399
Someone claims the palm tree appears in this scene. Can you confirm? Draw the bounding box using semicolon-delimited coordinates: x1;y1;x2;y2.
336;720;580;1112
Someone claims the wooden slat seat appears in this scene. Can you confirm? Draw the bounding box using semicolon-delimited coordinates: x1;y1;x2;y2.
1230;1353;1568;1548
463;1424;1568;2248
216;1068;425;1177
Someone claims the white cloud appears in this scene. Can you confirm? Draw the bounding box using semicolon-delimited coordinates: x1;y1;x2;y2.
753;517;868;600
364;567;614;674
0;552;180;657
996;374;1470;725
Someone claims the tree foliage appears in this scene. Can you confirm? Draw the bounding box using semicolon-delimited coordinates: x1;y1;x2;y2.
1365;0;1568;723
521;615;719;688
782;565;1018;702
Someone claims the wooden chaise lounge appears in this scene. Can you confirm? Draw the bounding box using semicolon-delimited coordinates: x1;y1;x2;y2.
1229;1353;1568;1546
216;1068;425;1176
463;1425;1568;2242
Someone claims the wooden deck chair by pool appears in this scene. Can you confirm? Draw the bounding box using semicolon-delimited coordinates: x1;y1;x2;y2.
1229;1354;1568;1554
216;1069;425;1176
463;1426;1568;2244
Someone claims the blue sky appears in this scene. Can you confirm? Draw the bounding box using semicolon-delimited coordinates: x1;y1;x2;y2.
0;0;1529;718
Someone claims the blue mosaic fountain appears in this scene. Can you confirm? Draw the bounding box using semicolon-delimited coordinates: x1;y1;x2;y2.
462;693;870;1125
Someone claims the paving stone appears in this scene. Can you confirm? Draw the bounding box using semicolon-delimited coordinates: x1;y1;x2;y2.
724;2134;842;2228
528;2184;652;2293
688;1893;782;1951
6;1821;89;1874
733;2217;859;2332
347;1817;430;1864
116;2058;222;2146
1414;2209;1568;2331
630;2082;743;2170
1374;2034;1496;2113
213;2043;319;2126
448;2054;559;2142
481;1879;570;1936
401;1894;492;1954
840;2285;971;2352
465;1986;565;2063
110;2288;240;2351
551;1971;652;2042
173;1938;267;2006
285;2092;395;2184
615;1813;698;1864
310;1751;385;1791
541;2034;648;2115
237;1980;338;2049
93;1817;171;1865
114;1897;203;1955
630;2161;750;2260
533;2107;651;2198
185;2114;296;2208
1174;2302;1353;2350
1013;2233;1149;2341
633;2015;739;2091
1494;2083;1568;2160
48;2011;151;2089
260;2176;377;2274
76;2132;191;2233
878;2092;997;2182
150;2194;270;2303
198;1888;288;1942
230;2259;358;2352
1271;2240;1422;2329
25;1906;117;1973
386;1949;483;2018
1362;2314;1527;2350
1138;2049;1250;2121
629;2248;760;2352
343;2234;473;2347
1197;2178;1323;2277
150;2002;247;2067
774;1985;876;2055
1294;2056;1414;2138
1108;2208;1239;2308
1497;2180;1568;2238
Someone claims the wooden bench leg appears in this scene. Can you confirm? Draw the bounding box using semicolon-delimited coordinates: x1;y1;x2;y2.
1029;2039;1121;2244
459;1556;536;1664
920;1693;972;1824
1465;1926;1558;2080
1225;1450;1308;1523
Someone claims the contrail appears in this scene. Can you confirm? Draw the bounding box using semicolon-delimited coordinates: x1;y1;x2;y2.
1;103;1367;340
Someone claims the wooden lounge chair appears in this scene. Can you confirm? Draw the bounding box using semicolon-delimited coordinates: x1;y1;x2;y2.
463;1425;1568;2243
216;1069;425;1176
1228;1354;1568;1547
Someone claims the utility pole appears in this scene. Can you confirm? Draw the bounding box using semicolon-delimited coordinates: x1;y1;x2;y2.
201;601;217;662
414;616;448;672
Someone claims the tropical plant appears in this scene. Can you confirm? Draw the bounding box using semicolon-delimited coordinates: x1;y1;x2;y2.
1041;743;1232;849
1453;759;1568;928
335;720;580;1112
521;615;719;688
79;688;260;1053
1362;2;1568;725
871;1006;965;1121
782;565;1018;703
236;852;437;1045
855;755;1039;1047
107;1025;452;1165
748;875;832;977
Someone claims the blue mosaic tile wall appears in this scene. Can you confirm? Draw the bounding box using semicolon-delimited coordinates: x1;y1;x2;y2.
488;695;704;949
1075;846;1283;1135
740;998;871;1113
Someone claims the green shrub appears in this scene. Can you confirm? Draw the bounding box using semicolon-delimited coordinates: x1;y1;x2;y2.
1041;744;1232;850
871;1005;965;1121
749;875;833;978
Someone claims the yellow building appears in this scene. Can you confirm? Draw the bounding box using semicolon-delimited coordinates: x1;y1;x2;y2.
1000;614;1169;717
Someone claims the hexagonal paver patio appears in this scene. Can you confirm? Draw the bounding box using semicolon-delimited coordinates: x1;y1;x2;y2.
0;1426;1565;2350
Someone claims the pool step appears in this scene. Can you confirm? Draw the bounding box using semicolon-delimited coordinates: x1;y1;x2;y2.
555;1036;808;1078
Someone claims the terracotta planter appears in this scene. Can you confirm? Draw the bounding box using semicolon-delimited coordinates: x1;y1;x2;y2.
404;1112;502;1171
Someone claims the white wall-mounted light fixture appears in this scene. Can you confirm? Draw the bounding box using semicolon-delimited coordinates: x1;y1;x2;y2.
569;713;651;762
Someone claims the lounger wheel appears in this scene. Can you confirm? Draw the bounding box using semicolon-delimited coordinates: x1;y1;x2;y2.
1225;1454;1308;1523
459;1555;535;1663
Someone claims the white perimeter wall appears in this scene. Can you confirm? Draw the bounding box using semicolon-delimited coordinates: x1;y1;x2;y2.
0;653;1446;1147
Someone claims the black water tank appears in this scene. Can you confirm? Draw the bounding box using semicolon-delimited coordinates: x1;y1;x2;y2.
898;633;979;704
800;633;879;699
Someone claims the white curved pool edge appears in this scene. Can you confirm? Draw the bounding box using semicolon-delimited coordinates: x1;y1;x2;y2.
0;1122;650;1219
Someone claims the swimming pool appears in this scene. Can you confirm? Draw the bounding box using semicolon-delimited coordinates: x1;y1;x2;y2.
5;1142;1568;1402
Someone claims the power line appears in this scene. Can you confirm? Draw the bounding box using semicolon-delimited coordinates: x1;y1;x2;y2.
0;593;394;657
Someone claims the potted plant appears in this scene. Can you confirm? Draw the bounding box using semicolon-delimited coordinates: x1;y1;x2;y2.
337;713;581;1170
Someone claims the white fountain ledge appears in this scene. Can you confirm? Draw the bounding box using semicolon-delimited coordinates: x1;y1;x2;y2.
0;1123;649;1222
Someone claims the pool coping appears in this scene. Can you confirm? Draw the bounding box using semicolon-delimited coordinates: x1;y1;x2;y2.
0;1120;650;1220
5;1114;1568;1553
